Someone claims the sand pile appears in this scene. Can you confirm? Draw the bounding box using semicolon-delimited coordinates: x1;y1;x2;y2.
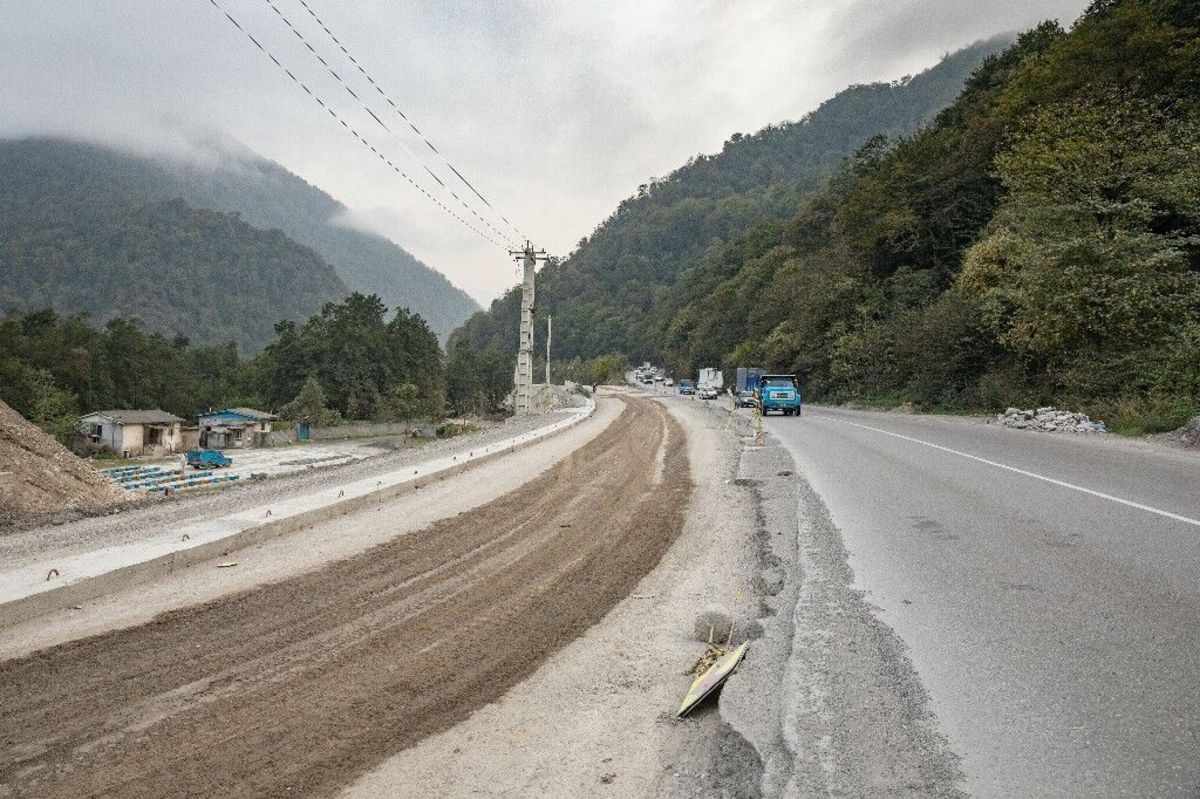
0;400;127;515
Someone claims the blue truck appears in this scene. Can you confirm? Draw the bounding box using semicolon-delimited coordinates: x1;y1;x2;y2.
186;449;233;469
754;374;803;416
735;367;765;394
678;379;696;395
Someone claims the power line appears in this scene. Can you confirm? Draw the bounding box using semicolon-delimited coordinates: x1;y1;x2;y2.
293;0;531;244
206;0;505;249
261;0;518;248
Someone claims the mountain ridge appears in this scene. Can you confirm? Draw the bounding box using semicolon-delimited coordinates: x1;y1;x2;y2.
0;136;479;343
450;35;1013;361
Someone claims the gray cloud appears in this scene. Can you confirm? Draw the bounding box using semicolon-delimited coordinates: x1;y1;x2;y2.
1;0;1089;303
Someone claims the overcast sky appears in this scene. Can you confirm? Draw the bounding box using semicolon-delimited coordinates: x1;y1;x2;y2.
1;1;1089;304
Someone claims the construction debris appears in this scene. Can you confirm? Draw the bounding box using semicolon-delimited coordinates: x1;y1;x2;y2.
678;641;749;718
529;384;587;413
997;406;1107;433
1170;416;1200;448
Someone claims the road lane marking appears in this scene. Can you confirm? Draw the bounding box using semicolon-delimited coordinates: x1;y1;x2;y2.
823;418;1200;529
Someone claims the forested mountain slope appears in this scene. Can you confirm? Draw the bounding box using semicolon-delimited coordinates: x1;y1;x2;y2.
451;35;1011;360
0;146;345;351
0;138;479;342
663;0;1199;431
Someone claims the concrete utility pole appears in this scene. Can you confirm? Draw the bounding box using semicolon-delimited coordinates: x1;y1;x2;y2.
510;242;547;415
545;315;552;386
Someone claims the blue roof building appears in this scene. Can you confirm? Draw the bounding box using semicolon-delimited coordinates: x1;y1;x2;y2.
197;407;278;449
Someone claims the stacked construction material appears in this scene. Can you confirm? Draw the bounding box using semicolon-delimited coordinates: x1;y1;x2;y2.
99;464;241;494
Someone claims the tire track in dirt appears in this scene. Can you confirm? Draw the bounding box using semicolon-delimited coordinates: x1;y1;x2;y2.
0;396;690;798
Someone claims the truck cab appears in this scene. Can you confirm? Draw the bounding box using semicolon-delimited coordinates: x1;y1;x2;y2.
755;375;802;416
678;380;696;395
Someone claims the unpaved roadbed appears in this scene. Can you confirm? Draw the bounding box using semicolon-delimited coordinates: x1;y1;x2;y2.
0;397;687;798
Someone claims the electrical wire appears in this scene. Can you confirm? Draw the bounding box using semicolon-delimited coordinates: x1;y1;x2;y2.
206;0;506;249
293;0;531;244
261;0;518;248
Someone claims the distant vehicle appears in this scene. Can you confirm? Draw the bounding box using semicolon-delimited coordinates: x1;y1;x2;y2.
678;380;696;395
653;375;664;383
735;366;765;394
665;378;675;387
736;390;757;408
754;374;803;416
698;386;719;400
186;449;233;469
698;367;724;392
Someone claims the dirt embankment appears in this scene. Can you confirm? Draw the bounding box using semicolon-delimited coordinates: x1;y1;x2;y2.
0;396;689;798
0;400;125;517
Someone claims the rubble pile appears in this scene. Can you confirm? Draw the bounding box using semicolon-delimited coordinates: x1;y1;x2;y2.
530;384;586;413
1170;416;1200;448
997;406;1107;433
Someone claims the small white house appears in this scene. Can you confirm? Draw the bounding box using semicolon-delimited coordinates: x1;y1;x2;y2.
80;410;184;457
197;407;278;449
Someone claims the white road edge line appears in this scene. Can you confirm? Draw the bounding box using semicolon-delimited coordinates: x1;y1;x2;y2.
825;417;1200;529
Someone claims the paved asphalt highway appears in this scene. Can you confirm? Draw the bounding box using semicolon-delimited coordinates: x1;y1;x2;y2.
765;406;1200;797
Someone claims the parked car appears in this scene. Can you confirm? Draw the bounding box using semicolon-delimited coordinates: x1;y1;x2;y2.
698;386;719;400
665;378;675;387
736;390;757;408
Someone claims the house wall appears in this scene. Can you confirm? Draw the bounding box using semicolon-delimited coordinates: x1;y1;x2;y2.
182;427;200;450
120;424;144;456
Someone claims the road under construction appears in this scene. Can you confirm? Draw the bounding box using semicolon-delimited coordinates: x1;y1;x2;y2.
1;396;700;797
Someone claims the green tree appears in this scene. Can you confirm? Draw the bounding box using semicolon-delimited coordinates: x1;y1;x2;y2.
278;375;342;427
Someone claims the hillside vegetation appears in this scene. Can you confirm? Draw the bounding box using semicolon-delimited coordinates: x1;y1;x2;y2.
0;138;479;343
0;294;446;441
661;0;1199;431
0;144;346;352
452;35;1011;361
457;0;1200;432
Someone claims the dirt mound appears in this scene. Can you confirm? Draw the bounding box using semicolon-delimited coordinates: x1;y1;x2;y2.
0;400;126;515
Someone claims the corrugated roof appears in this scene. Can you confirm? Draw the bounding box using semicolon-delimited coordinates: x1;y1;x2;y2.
84;409;184;424
230;407;278;421
197;407;278;421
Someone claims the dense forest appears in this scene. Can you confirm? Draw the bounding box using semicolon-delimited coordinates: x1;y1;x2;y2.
455;0;1200;433
0;146;347;352
451;35;1011;361
0;294;452;442
0;137;479;343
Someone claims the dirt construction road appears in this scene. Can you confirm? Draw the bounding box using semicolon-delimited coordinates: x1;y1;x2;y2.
0;396;689;798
